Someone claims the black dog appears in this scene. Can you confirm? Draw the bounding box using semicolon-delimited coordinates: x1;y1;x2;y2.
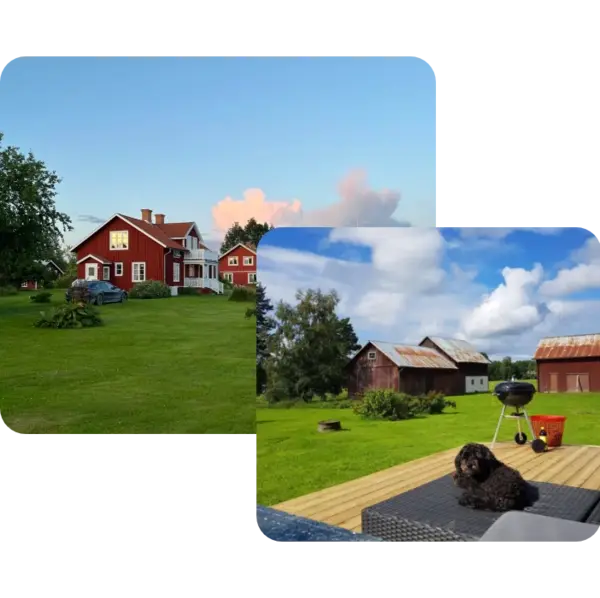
452;443;539;511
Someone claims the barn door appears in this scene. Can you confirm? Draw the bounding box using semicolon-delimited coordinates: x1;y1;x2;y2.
566;373;589;392
549;373;558;393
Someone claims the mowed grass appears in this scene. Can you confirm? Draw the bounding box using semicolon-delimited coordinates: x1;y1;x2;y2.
0;292;255;433
257;383;600;505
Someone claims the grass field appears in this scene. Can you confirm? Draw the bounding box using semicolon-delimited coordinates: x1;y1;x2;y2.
256;384;600;505
0;291;255;433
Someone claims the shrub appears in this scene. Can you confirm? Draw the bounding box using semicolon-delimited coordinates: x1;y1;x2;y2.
54;274;77;288
353;389;413;421
43;280;55;289
30;291;53;303
228;285;257;302
0;285;18;296
34;303;103;329
177;286;198;296
129;280;171;299
414;391;457;415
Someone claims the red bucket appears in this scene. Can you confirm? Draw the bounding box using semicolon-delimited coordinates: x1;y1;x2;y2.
530;415;567;447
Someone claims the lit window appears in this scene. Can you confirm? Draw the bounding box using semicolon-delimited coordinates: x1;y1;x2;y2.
110;231;129;250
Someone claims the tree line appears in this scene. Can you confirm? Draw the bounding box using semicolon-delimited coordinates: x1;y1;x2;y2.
484;355;536;381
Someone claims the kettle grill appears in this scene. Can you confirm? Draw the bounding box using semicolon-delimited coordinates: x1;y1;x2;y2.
491;381;540;450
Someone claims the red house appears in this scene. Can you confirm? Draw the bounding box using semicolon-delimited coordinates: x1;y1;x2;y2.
70;209;223;294
21;260;65;290
218;243;257;286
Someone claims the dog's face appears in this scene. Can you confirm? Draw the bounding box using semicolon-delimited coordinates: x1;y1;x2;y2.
454;443;497;481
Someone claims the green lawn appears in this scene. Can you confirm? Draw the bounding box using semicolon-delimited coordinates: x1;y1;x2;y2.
0;292;255;433
257;387;600;505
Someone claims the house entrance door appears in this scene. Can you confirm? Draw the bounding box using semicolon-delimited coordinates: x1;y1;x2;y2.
86;263;98;280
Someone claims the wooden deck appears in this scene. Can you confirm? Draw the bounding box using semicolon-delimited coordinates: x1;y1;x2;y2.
272;443;600;532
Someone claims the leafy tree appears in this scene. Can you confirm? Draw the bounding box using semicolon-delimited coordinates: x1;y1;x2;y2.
0;132;72;287
265;288;360;402
219;217;274;254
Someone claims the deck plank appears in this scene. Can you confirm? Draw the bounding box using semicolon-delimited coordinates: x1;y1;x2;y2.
272;443;600;532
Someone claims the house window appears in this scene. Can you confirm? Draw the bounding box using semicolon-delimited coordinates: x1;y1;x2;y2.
223;272;233;282
248;272;257;284
480;378;484;385
173;250;181;258
228;256;239;266
115;262;123;276
132;262;146;282
243;256;254;266
102;266;111;280
109;231;129;250
21;281;28;288
173;262;180;283
367;351;377;360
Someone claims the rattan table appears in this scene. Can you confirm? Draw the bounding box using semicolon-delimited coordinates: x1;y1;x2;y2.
362;474;600;541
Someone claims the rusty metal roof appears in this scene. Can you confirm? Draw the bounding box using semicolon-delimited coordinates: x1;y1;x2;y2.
370;341;458;369
421;337;491;364
534;334;600;360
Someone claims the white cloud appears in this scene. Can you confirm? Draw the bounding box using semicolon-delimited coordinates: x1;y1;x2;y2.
539;235;600;296
258;228;600;359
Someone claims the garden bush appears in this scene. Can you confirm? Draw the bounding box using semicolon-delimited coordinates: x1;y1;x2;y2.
228;285;257;302
129;280;171;299
413;391;457;415
34;303;103;329
54;274;77;288
352;389;413;420
0;285;18;296
30;291;53;303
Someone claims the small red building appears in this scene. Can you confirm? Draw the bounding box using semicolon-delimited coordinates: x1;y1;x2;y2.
218;243;257;286
535;334;600;393
70;209;223;293
21;260;65;290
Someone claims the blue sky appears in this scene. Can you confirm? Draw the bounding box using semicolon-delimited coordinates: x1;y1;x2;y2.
258;227;600;359
0;57;435;247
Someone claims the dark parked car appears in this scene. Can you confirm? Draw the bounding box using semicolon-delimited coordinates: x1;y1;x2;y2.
65;280;128;305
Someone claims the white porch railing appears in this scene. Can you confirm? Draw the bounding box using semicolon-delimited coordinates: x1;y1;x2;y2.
184;249;219;262
184;277;224;294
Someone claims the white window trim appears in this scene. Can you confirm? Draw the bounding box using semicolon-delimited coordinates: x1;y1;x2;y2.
109;230;129;250
86;263;98;280
223;272;233;282
132;262;146;282
228;256;239;266
248;272;257;283
367;351;377;360
115;262;123;276
173;262;180;283
21;281;28;288
102;265;111;280
243;256;254;266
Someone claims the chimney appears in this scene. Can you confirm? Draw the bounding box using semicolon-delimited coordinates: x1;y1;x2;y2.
141;208;153;223
154;213;165;225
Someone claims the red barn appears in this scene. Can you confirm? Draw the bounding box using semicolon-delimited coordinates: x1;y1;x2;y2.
21;260;65;290
70;209;223;294
535;334;600;393
347;341;460;398
218;243;257;286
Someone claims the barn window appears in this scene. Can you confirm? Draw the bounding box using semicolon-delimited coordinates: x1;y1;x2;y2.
367;351;377;360
471;379;475;385
228;256;239;266
480;378;484;385
109;230;129;250
243;256;254;266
